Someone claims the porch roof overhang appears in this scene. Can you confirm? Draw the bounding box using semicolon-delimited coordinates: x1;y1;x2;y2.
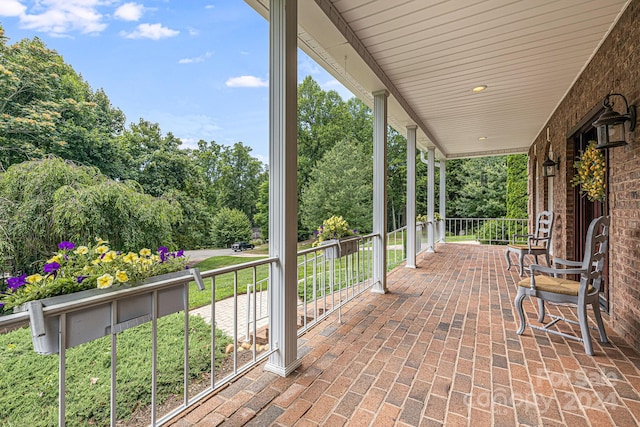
245;0;631;160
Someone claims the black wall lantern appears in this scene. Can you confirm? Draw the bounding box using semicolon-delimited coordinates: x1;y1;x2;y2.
542;155;559;178
592;93;637;150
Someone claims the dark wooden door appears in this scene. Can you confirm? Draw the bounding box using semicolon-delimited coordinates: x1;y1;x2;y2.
573;128;609;311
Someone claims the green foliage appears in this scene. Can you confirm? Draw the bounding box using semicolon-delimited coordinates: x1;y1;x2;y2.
210;208;252;247
0;157;181;274
0;26;126;174
506;154;528;218
253;179;269;238
300;139;373;236
446;156;507;218
53;180;180;252
477;219;526;245
0;314;230;426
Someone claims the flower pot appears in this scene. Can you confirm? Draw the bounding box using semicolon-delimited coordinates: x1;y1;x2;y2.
16;269;205;355
321;238;359;259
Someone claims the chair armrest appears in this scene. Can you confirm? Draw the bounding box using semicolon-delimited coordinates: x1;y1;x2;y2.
553;258;582;267
529;263;587;278
511;233;533;244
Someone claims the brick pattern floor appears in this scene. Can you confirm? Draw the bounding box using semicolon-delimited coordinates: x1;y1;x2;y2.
169;243;640;426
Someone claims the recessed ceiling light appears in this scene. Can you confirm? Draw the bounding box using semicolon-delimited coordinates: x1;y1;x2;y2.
472;85;488;93
478;136;487;141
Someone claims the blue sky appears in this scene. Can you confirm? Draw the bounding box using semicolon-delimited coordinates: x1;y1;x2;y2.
0;0;353;163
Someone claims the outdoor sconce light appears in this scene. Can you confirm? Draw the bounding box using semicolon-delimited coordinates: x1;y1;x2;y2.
592;93;637;150
542;155;559;178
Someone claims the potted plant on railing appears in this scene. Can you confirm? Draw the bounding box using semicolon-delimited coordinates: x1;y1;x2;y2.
0;238;204;354
313;215;359;259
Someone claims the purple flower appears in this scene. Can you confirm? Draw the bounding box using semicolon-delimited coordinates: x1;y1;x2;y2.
6;274;27;291
176;249;184;257
43;262;60;273
76;275;88;284
58;241;75;250
158;246;169;254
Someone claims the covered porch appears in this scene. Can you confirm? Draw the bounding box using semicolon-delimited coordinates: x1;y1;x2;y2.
169;243;640;426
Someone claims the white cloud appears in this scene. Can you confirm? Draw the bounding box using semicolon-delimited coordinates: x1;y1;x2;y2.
204;5;215;9
187;27;199;36
178;51;213;64
0;0;26;17
6;0;107;36
226;75;268;88
114;2;143;21
122;23;179;40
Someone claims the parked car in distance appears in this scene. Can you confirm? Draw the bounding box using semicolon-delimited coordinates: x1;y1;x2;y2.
231;242;255;252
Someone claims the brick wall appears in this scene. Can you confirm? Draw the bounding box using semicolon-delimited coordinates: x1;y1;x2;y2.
528;0;640;349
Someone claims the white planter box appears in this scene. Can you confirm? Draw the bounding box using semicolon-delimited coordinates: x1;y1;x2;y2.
321;238;359;259
17;269;205;355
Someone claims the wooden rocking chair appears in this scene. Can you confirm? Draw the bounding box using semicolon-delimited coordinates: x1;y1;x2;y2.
513;216;609;355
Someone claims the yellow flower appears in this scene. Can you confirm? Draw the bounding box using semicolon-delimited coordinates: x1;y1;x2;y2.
47;254;63;264
95;237;107;245
139;248;151;256
95;245;109;254
151;254;160;262
91;258;101;265
123;252;138;263
27;274;43;283
97;274;114;289
74;246;89;255
115;270;129;283
102;251;117;263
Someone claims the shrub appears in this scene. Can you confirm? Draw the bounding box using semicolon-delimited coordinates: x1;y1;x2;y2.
210;208;252;248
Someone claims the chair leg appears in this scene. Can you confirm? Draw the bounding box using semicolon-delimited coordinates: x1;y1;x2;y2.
592;302;609;344
537;298;546;323
544;253;551;267
578;302;594;355
518;251;525;276
514;288;527;335
505;248;513;271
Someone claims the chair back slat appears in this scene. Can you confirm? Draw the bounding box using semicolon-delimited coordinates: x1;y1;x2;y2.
581;216;610;293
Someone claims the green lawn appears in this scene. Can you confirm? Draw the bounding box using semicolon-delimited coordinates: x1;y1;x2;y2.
0;314;230;426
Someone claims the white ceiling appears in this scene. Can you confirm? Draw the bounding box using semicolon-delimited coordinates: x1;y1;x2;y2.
245;0;631;159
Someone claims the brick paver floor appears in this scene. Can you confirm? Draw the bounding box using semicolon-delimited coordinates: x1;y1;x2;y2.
170;243;640;426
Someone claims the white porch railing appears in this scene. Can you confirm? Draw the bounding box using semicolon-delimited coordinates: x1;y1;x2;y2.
444;217;528;244
0;227;424;426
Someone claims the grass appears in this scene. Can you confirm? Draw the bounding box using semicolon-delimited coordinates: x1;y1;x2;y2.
188;255;269;309
0;313;231;426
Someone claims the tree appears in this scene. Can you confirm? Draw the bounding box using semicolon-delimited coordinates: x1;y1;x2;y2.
215;142;265;221
506;154;528;218
0;25;126;174
210;208;253;248
253;178;269;238
447;156;507;218
300;140;373;236
0;157;180;274
297;76;350;192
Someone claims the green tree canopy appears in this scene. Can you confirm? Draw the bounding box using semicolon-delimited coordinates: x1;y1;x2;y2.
0;25;126;174
210;208;253;248
300;139;373;236
506;154;528;218
0;157;180;274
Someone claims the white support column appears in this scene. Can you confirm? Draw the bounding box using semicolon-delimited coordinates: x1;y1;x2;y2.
427;147;435;253
405;125;417;269
439;159;446;243
265;0;301;377
372;90;388;294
